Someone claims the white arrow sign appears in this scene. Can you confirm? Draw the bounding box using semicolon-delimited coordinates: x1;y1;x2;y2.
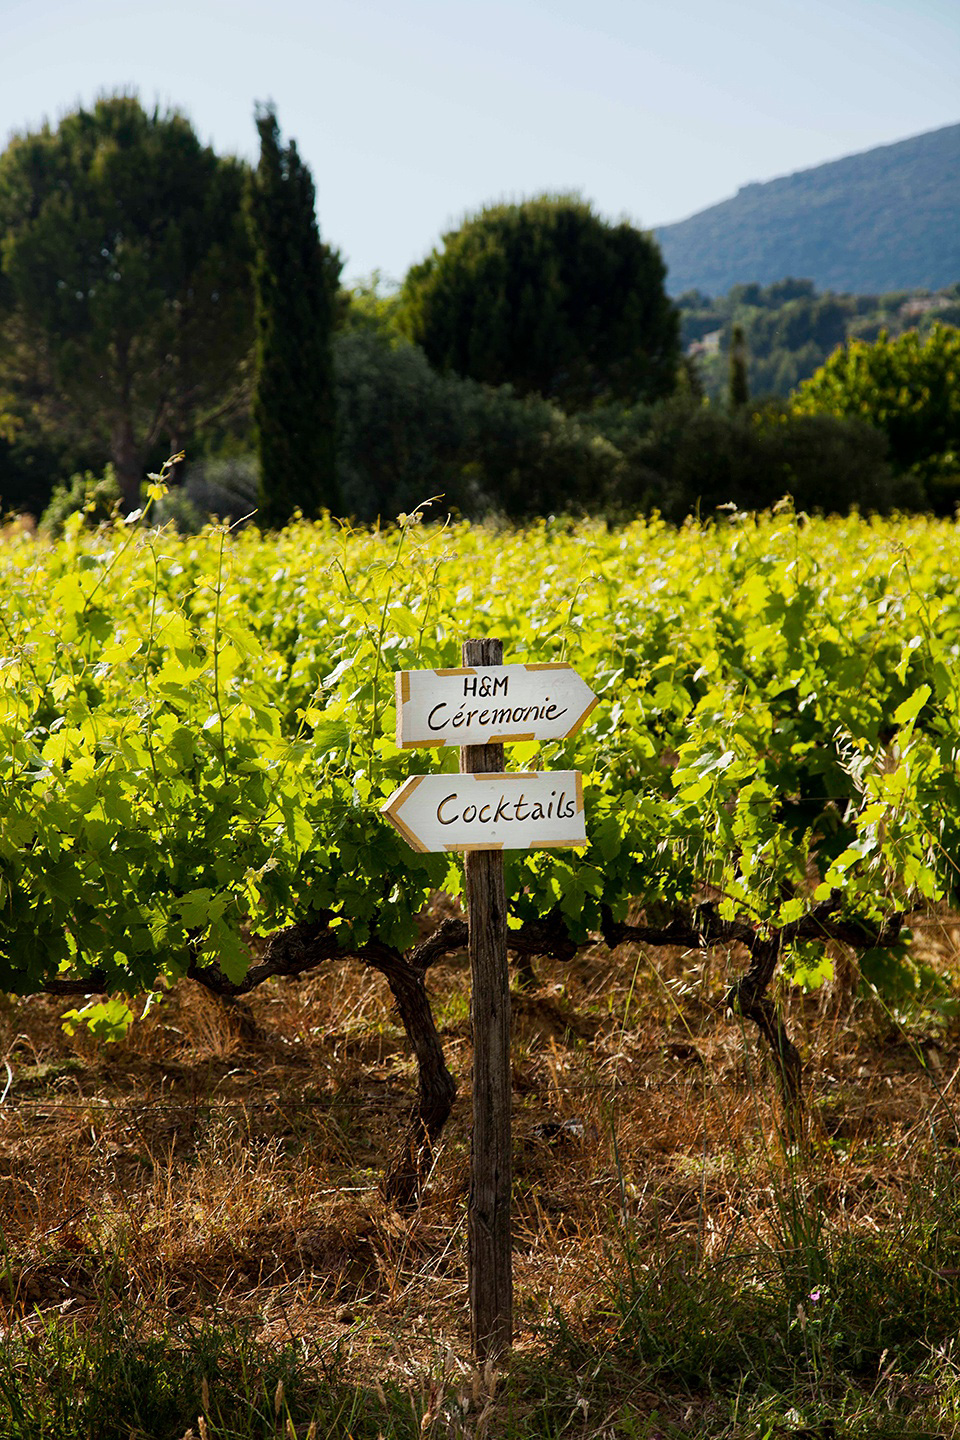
381;771;586;853
395;663;598;749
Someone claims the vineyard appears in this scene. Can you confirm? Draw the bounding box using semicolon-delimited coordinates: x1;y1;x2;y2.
2;496;960;1435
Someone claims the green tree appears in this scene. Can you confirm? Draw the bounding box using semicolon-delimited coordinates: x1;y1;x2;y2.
342;271;404;340
0;95;253;508
246;104;341;525
399;195;680;412
791;324;960;510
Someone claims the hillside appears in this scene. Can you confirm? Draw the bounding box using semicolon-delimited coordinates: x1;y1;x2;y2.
678;276;960;399
656;123;960;297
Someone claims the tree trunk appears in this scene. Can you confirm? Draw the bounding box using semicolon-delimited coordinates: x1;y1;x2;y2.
727;935;804;1141
373;949;457;1210
112;414;141;511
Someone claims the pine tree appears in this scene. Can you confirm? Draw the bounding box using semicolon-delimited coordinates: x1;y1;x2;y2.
0;96;253;510
400;196;680;412
247;105;341;524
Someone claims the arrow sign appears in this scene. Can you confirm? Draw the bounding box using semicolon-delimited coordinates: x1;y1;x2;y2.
381;770;586;852
395;663;598;748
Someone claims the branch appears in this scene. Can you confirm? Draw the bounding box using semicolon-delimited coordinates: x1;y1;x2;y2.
406;907;577;973
409;917;467;971
38;897;904;1002
38;970;109;997
187;914;340;996
598;895;904;967
508;906;579;964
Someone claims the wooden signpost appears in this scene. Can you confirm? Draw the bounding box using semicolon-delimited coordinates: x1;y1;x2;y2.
395;662;598;749
381;771;586;853
381;641;597;1361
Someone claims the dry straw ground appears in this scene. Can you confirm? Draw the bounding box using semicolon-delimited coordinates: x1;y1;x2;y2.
2;905;960;1435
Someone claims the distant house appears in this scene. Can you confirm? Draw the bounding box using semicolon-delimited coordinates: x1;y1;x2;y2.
899;295;952;319
686;329;722;359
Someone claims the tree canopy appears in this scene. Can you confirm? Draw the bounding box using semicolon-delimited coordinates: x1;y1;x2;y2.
399;196;681;412
791;323;960;510
0;95;253;507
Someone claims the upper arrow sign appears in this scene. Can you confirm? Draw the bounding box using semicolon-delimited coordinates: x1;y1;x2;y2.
381;770;586;852
395;663;598;748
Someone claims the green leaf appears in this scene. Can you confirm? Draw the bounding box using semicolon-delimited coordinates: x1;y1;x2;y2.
785;945;834;992
893;684;931;728
176;889;215;927
205;919;250;983
61;997;134;1042
311;716;350;753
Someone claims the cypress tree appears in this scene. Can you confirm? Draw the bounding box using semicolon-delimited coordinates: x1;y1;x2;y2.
729;323;750;409
247;104;341;524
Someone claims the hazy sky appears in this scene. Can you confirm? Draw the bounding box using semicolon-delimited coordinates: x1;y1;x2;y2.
2;0;958;285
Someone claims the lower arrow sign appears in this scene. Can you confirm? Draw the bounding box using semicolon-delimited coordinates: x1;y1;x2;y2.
381;771;586;853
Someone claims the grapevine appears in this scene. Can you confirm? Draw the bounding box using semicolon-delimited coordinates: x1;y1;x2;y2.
1;494;957;1194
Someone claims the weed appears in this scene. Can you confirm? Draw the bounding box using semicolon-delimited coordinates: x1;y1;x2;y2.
0;915;958;1436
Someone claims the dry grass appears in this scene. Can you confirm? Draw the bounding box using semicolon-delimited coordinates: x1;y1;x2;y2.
1;916;959;1431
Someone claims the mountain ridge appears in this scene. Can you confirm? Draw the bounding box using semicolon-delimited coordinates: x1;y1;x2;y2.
654;123;960;297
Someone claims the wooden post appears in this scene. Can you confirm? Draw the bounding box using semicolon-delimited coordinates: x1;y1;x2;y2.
461;636;512;1361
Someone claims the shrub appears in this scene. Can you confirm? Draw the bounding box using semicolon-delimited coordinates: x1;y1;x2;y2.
756;403;916;513
602;397;901;521
333;329;623;521
39;465;122;537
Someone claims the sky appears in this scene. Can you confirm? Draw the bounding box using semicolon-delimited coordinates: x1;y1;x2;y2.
2;0;958;286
